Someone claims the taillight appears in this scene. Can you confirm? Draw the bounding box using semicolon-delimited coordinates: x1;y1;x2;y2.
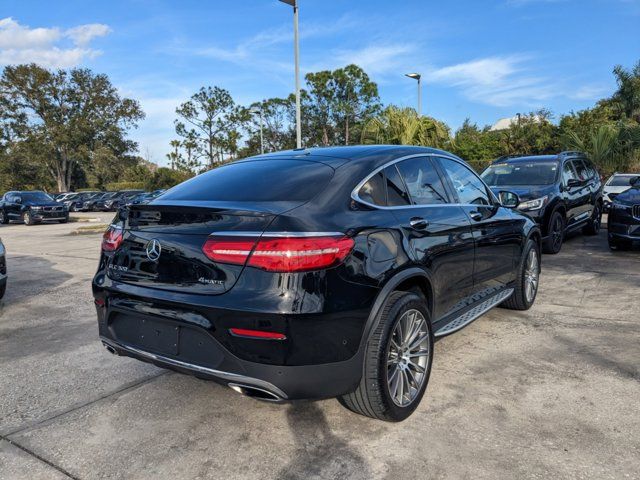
102;226;123;252
202;234;354;272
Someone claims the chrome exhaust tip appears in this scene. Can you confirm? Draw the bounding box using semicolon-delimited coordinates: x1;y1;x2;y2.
103;342;118;355
228;383;283;402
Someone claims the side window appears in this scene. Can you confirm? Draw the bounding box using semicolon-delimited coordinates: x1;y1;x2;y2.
396;157;448;205
357;171;386;206
573;160;589;182
583;160;597;180
438;158;490;205
384;165;411;206
562;161;578;185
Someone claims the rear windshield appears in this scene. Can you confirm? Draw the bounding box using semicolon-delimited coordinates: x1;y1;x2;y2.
481;162;558;186
160;160;334;202
607;175;637;187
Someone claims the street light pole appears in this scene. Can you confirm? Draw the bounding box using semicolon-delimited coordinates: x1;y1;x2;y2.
405;73;422;117
280;0;302;148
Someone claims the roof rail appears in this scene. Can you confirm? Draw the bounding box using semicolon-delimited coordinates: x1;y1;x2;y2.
493;154;528;162
559;150;584;156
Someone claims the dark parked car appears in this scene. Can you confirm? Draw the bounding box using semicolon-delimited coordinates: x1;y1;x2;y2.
62;191;101;212
481;152;602;254
82;192;114;212
93;146;541;421
0;238;6;300
126;190;166;206
607;176;640;250
0;191;69;225
98;190;144;211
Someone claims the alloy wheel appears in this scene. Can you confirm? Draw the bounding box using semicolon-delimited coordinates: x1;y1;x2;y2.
524;249;539;303
551;216;563;250
387;309;430;407
592;206;601;233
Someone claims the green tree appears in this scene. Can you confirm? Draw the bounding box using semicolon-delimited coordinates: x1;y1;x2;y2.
611;61;640;123
174;86;247;168
361;106;450;148
0;64;144;192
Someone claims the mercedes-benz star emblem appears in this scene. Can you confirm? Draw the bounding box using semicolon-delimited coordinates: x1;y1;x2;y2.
146;239;162;261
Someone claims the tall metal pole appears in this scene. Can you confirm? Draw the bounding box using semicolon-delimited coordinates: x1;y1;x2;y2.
417;76;422;117
293;0;301;148
405;73;422;117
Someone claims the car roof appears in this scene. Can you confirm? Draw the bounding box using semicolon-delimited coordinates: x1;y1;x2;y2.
238;145;464;168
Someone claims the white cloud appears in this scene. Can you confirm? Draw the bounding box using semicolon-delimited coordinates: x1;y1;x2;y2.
0;17;110;68
66;23;111;46
331;44;415;76
427;55;557;107
569;85;610;101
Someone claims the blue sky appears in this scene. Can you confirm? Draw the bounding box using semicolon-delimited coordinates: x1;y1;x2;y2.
1;0;639;165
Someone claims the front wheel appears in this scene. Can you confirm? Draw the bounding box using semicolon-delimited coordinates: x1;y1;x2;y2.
543;211;564;254
609;236;630;251
502;238;540;311
338;291;433;422
0;210;8;224
23;212;35;226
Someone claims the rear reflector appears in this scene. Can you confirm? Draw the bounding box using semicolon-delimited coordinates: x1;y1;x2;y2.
229;328;287;340
202;234;354;272
102;226;123;252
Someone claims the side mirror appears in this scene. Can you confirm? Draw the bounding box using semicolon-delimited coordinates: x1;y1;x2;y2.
498;191;520;209
14;197;22;204
566;179;581;189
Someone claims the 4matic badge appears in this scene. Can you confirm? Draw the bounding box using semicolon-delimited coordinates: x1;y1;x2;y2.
198;277;224;286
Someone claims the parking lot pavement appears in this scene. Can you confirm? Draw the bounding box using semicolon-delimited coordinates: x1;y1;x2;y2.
0;218;638;480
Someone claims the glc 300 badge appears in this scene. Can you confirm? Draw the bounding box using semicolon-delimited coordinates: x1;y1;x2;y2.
198;277;224;286
146;239;162;261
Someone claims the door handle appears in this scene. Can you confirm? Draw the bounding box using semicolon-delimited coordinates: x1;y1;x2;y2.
409;217;428;230
469;211;483;221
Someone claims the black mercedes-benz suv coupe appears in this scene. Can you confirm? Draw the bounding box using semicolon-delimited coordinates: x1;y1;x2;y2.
607;175;640;250
481;152;603;254
93;146;541;421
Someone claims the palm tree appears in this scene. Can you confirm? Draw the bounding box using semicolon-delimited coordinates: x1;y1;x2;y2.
361;106;449;148
564;125;628;174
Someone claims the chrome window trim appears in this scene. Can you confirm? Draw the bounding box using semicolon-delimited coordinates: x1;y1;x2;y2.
351;153;496;210
209;231;345;237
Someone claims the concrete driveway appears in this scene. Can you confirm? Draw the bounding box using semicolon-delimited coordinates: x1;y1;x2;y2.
0;213;638;479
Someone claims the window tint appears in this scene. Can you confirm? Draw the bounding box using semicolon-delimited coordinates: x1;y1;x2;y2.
384;165;411;206
396;157;448;205
161;160;334;202
573;160;590;181
562;162;578;185
583;160;597;179
358;171;386;206
439;158;490;205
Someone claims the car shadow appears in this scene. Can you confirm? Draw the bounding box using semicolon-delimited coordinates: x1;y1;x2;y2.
277;401;371;480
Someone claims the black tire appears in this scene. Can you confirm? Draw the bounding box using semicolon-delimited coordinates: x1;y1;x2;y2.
0;282;5;300
608;236;630;251
583;203;602;235
23;212;35;226
0;210;8;224
502;238;540;311
543;210;565;254
338;291;433;422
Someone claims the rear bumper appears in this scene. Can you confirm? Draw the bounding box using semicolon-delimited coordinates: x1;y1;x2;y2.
93;269;375;400
98;327;363;400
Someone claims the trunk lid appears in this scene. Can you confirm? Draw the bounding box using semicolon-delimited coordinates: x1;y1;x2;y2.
107;203;277;295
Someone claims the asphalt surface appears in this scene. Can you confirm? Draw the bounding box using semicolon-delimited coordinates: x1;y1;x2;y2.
0;212;638;480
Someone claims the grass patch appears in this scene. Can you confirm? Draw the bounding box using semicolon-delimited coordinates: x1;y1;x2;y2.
69;224;109;235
